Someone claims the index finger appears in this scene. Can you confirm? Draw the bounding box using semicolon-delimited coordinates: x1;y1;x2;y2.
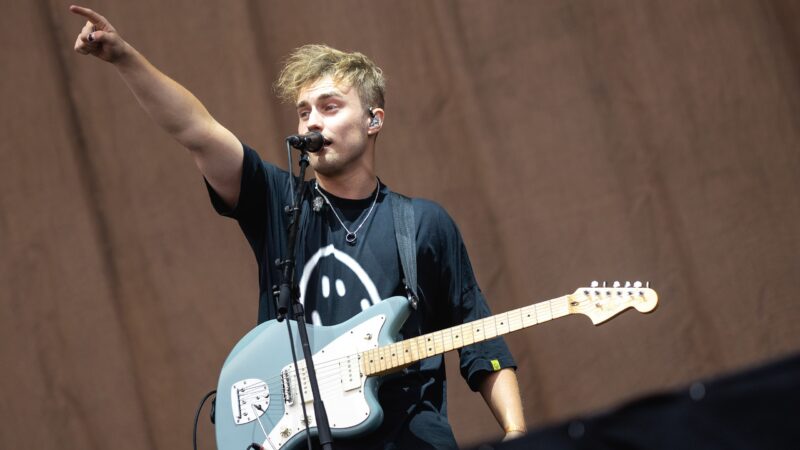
69;5;105;24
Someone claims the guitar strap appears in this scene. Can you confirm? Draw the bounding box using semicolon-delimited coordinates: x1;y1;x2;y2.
389;192;419;310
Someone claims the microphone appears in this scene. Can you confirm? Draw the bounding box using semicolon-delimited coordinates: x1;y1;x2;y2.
286;131;325;152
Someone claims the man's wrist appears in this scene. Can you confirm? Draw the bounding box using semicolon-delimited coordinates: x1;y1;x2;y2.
112;42;137;67
502;429;526;442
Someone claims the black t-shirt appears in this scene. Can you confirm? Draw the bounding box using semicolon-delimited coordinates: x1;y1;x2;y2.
208;144;516;449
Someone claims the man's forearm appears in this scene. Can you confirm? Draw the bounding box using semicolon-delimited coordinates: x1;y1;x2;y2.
479;368;527;438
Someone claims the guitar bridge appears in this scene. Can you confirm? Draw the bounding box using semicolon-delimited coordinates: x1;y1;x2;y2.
281;367;293;405
231;379;269;425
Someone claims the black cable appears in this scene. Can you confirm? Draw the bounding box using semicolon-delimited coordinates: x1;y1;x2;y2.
193;389;217;450
286;317;314;450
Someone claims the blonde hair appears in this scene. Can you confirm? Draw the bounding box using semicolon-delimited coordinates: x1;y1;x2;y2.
274;44;385;108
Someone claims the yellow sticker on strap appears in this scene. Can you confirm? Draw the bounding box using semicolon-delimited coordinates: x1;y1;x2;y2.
491;359;501;371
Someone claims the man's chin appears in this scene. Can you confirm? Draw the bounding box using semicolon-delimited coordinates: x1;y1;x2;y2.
310;155;344;177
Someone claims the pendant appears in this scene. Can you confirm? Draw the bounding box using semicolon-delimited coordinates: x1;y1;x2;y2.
312;196;324;212
345;233;357;245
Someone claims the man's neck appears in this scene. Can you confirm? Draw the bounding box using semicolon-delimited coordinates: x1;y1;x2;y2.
315;170;378;199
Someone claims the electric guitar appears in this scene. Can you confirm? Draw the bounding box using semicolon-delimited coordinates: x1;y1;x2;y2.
215;282;658;450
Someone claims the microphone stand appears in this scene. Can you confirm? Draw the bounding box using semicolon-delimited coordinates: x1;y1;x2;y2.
275;142;334;450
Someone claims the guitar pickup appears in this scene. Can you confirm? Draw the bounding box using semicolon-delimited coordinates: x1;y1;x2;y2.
282;363;314;404
339;354;362;391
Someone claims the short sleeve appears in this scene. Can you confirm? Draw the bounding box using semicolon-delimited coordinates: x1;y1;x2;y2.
452;247;518;391
205;143;293;253
457;284;518;391
417;201;518;391
206;143;266;220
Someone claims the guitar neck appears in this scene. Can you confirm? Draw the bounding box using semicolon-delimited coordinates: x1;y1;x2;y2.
360;295;571;376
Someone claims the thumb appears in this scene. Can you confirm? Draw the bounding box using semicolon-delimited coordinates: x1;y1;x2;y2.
87;30;108;43
83;29;127;62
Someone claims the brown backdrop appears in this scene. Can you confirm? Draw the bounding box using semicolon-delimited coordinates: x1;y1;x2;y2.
2;0;800;448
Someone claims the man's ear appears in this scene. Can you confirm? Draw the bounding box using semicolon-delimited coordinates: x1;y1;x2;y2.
367;107;385;134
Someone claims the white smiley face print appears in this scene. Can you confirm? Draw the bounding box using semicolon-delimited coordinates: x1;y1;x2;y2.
298;244;383;325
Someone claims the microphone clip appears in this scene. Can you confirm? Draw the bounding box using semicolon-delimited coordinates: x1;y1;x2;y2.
312;196;324;212
286;131;325;152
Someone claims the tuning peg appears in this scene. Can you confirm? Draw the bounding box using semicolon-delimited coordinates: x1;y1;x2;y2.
613;281;621;288
633;281;642;288
624;281;632;288
646;281;651;288
602;281;608;287
591;280;599;288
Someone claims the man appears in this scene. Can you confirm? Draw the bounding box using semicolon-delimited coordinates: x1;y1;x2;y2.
70;5;526;448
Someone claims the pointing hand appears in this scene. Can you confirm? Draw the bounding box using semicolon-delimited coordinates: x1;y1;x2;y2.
69;5;127;63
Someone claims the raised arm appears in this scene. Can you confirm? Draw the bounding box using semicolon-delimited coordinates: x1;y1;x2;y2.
70;5;243;208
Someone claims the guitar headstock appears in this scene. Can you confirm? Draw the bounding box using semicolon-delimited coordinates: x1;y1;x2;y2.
568;281;658;325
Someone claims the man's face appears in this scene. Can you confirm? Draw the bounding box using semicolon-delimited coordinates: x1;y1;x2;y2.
296;75;372;177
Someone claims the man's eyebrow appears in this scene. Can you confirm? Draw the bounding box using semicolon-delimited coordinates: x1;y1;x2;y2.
296;91;344;109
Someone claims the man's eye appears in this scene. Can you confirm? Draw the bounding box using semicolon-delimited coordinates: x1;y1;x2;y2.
324;104;339;111
298;111;309;119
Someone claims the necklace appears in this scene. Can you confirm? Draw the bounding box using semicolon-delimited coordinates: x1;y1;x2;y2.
314;180;380;245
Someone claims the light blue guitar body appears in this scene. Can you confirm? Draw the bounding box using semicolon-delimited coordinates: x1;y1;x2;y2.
215;296;411;450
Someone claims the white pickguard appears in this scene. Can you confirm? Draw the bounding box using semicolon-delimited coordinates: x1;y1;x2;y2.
263;315;386;449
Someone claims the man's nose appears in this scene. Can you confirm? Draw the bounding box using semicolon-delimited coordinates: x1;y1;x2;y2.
306;109;323;131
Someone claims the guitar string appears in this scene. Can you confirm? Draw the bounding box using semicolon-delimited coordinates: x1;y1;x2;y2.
241;307;555;390
248;323;496;386
249;380;372;419
246;302;585;421
256;378;389;406
250;383;369;416
252;313;552;403
241;294;647;423
241;304;571;388
308;321;522;388
252;292;637;388
243;298;587;393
